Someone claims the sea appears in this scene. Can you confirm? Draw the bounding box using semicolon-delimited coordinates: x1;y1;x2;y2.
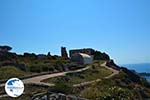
121;63;150;81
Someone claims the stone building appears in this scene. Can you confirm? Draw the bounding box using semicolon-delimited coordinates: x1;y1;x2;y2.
71;53;93;65
69;48;95;57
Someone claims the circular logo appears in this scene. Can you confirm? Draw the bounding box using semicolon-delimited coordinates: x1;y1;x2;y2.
5;78;24;97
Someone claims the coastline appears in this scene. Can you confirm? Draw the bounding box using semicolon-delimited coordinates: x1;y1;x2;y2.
121;63;150;81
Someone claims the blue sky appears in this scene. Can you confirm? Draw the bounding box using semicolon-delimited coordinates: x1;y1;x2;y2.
0;0;149;64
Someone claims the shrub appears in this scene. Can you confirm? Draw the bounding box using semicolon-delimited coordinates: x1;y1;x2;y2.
51;83;72;94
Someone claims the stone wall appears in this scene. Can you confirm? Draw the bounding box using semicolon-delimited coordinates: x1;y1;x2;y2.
69;48;95;57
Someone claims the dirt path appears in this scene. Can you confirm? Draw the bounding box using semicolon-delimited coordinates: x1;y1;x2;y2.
23;65;91;86
0;62;119;88
0;65;91;87
73;62;119;87
0;62;119;98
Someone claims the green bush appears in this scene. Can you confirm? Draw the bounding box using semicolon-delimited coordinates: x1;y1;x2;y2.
29;66;42;73
0;66;27;80
51;82;72;94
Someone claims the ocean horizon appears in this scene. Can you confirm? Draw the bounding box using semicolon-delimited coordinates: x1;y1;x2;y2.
121;63;150;81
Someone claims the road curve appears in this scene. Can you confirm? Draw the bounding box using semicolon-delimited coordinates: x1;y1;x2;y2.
0;62;119;88
73;62;119;87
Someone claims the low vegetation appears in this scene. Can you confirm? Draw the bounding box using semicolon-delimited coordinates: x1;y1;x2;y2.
43;61;112;85
0;51;71;80
74;72;150;100
0;46;150;100
50;83;73;94
0;66;28;80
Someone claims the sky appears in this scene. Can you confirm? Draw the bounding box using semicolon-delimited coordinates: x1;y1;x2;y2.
0;0;149;64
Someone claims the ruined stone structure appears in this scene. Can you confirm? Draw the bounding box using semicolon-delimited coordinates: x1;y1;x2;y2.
61;47;68;58
69;48;95;57
71;53;93;65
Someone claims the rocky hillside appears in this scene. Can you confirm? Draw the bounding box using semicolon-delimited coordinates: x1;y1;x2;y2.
75;61;150;100
0;46;150;100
